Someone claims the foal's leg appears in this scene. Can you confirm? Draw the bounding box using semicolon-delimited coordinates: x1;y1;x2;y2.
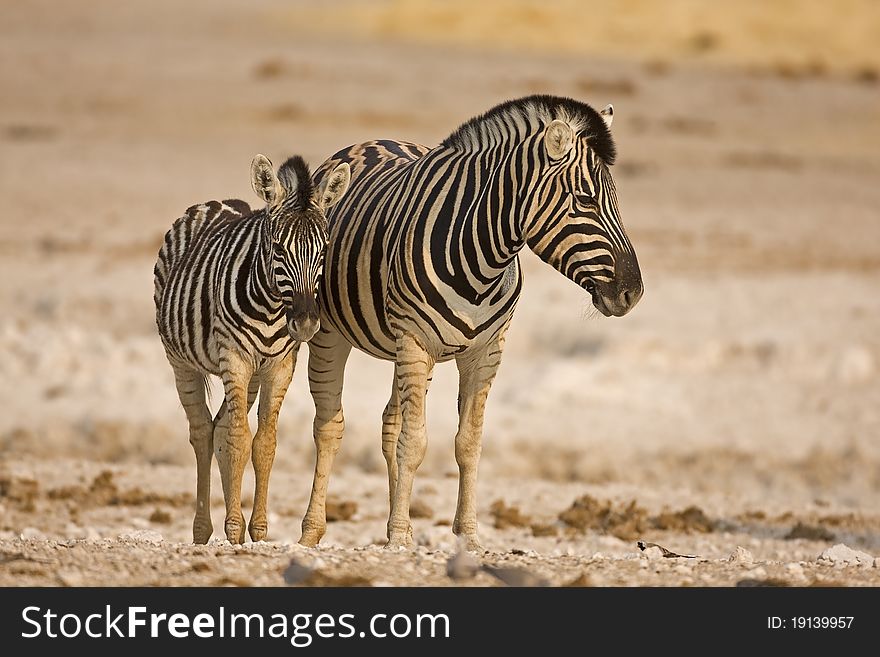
249;348;296;542
170;362;214;544
300;326;352;547
217;349;255;544
213;375;259;543
386;333;435;549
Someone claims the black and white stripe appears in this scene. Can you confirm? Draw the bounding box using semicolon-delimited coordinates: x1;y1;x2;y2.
299;95;643;549
153;154;350;545
154;157;326;371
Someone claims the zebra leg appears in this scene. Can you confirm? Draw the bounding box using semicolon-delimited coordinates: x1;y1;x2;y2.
386;334;434;549
300;325;352;547
453;332;507;552
381;364;433;542
380;374;401;514
249;349;296;542
170;362;214;544
213;375;260;543
216;351;256;544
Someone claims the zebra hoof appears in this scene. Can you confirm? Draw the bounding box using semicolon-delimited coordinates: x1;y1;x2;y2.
299;516;325;547
385;532;410;550
249;521;268;543
192;521;212;545
225;516;246;545
457;534;484;553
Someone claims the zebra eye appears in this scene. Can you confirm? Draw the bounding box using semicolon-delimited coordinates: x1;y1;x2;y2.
575;192;595;205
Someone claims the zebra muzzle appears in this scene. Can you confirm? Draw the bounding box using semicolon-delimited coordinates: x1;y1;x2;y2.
285;297;320;342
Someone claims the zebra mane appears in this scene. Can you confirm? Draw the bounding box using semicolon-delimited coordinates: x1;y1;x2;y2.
441;94;616;164
277;155;314;209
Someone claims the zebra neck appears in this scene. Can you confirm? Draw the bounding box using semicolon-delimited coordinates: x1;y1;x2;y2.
248;218;283;311
438;147;529;302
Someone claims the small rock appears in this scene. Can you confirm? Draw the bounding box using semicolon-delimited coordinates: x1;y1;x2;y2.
20;527;45;540
482;565;549;587
446;542;481;581
118;529;163;544
818;543;874;567
745;566;767;579
727;546;754;564
785;563;806;579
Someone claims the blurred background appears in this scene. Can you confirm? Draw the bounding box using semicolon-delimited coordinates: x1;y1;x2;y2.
1;0;879;511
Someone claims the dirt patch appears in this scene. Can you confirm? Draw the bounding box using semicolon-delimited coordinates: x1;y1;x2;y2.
559;495;649;541
530;523;558;537
489;500;531;529
653;506;716;533
47;471;191;508
409;498;434;519
149;508;172;524
0;476;39;511
785;522;835;541
559;496;718;540
325;499;358;522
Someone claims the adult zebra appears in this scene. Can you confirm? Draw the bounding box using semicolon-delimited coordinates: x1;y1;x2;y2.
154;154;350;544
302;95;643;550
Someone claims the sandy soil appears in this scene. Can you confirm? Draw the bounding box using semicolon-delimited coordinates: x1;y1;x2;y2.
1;0;879;586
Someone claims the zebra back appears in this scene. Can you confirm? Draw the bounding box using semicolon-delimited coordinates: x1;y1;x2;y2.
153;199;251;309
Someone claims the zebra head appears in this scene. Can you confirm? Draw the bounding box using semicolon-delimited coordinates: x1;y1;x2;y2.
524;103;643;317
251;154;351;341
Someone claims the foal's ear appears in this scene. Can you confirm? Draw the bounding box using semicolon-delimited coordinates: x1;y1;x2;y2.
544;120;575;160
251;154;281;206
600;104;614;128
316;162;351;209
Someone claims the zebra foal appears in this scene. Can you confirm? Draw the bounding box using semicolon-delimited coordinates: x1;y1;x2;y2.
154;154;350;543
302;95;643;550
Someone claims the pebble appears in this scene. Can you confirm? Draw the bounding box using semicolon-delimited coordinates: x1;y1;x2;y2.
117;529;164;544
20;527;45;540
727;546;754;564
817;543;874;567
785;562;806;579
446;546;480;581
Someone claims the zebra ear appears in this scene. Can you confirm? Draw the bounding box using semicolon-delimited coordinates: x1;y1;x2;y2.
316;162;351;209
544;120;574;160
600;104;614;128
251;154;280;206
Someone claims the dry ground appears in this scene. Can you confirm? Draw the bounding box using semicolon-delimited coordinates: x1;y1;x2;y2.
1;0;879;586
